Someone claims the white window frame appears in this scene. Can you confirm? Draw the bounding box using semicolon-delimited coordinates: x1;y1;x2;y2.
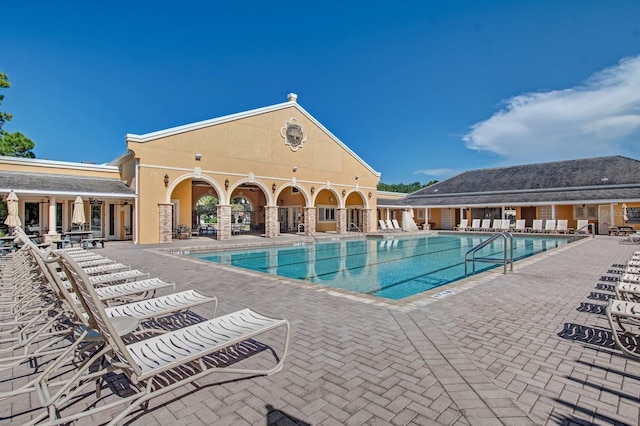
318;205;336;222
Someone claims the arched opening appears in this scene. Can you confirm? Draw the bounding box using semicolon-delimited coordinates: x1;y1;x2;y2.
276;186;306;233
231;196;253;234
229;183;268;235
194;194;219;236
346;192;366;232
314;189;339;233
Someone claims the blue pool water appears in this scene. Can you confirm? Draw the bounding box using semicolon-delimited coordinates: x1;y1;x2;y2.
191;235;571;300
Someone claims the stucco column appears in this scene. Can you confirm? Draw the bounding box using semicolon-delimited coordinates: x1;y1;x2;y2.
304;207;316;235
265;206;279;238
216;204;231;241
47;197;57;235
336;208;347;235
361;208;372;233
158;203;173;243
43;197;60;243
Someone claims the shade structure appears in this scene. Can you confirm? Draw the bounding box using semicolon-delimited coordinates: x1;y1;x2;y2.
4;191;21;228
72;196;86;229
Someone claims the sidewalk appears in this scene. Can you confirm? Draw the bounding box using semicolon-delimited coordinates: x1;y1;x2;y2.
4;234;640;424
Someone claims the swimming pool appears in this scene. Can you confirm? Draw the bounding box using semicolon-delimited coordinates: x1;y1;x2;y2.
191;234;572;300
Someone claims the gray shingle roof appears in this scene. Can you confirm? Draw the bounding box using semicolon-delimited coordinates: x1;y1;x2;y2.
378;156;640;207
0;171;135;198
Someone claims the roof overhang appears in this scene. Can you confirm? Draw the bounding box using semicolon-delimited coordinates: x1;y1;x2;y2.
0;171;135;200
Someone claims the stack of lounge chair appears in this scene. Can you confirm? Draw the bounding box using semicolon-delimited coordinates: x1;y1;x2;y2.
0;227;290;425
606;251;640;358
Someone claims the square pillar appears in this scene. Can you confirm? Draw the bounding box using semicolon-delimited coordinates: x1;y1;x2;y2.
158;203;173;243
361;208;372;232
304;207;316;234
336;208;347;235
265;206;279;238
216;205;231;241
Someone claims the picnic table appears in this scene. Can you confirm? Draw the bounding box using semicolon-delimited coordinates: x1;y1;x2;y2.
61;231;105;249
608;225;635;236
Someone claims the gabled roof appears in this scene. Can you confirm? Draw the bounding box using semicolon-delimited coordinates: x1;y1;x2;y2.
125;98;381;177
378;156;640;207
0;171;135;199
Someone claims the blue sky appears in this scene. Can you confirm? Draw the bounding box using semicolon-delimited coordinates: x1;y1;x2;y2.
3;1;640;183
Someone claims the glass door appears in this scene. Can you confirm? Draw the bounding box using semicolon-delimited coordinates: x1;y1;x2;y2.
90;203;102;236
292;206;302;232
279;208;289;232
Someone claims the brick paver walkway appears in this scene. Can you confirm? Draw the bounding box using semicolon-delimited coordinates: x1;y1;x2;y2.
2;234;639;425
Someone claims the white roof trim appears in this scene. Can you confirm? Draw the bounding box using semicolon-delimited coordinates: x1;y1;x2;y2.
0;155;118;172
126;100;381;177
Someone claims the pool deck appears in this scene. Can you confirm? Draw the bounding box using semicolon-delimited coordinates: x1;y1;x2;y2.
4;232;640;425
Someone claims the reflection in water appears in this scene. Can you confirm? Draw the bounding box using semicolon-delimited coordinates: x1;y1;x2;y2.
194;235;570;300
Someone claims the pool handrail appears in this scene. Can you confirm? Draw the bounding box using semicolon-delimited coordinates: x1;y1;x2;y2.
575;222;595;238
464;232;514;277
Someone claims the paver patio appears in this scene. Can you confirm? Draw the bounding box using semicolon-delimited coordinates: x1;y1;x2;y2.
2;233;640;425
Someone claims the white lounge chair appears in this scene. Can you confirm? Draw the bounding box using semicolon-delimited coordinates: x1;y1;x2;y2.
455;219;469;231
576;219;590;234
378;220;389;232
513;219;526;233
392;219;403;230
615;282;640;303
75;258;115;268
544;220;557;233
470;219;481;231
606;298;640;359
30;251;291;426
556;219;569;234
480;219;492;232
531;219;544;233
490;219;502;232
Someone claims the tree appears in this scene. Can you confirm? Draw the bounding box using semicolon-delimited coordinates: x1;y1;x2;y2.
195;195;218;223
377;180;438;193
0;72;36;158
0;131;35;158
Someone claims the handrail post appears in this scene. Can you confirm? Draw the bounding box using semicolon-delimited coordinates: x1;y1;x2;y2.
502;233;507;274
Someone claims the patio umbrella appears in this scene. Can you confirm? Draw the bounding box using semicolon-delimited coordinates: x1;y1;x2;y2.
4;191;21;228
622;203;629;222
72;196;86;229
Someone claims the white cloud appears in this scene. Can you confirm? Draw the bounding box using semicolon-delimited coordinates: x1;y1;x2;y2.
415;168;459;177
463;55;640;163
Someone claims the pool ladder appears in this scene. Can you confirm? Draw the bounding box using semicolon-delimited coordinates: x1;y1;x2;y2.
464;232;514;277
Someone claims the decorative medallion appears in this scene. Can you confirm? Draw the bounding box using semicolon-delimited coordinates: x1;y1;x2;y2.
281;118;307;151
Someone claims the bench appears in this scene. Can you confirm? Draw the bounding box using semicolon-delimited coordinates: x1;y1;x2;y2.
81;237;105;249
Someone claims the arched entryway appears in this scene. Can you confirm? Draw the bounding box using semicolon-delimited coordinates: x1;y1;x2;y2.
314;188;339;233
345;191;367;232
275;186;306;233
227;182;269;236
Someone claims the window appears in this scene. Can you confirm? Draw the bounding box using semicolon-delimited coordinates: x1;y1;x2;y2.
25;202;40;228
318;206;336;222
574;205;598;219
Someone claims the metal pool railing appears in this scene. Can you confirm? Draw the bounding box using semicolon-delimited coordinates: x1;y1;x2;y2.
464;232;514;277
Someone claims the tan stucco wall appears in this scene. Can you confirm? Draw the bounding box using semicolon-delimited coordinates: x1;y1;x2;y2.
127;103;380;243
0;158;120;179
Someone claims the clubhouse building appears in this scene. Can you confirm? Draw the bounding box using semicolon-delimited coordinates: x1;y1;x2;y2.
1;94;639;243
